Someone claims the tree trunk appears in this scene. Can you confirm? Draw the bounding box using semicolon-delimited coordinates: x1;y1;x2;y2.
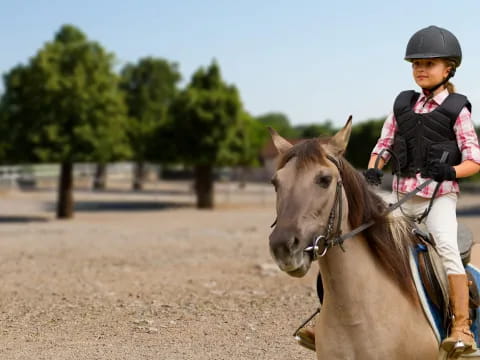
238;166;247;189
57;162;74;219
93;163;107;190
133;161;145;191
194;165;214;209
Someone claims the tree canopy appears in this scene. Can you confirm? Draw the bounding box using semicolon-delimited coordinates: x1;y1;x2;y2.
0;24;129;164
120;57;181;163
345;117;386;168
295;120;336;138
168;61;247;166
256;112;297;139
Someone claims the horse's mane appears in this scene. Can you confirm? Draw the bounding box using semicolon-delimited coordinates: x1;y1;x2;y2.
338;158;418;302
277;139;418;302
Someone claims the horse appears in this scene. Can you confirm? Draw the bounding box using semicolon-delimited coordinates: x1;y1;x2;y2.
267;117;479;360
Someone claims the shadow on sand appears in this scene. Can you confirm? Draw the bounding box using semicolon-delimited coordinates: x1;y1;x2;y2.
0;216;50;223
44;201;193;212
457;206;480;217
25;187;193;196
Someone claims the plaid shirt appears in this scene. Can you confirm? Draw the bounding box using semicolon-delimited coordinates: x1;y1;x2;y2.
372;89;480;198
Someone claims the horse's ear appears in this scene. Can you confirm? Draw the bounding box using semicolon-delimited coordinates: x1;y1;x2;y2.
327;115;352;156
268;127;293;154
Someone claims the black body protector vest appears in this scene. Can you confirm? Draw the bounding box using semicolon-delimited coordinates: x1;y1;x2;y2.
392;90;471;178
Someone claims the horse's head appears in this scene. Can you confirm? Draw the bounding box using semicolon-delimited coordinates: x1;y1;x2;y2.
268;117;352;277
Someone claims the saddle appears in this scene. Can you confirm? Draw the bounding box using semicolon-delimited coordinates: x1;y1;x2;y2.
297;222;480;353
414;222;480;340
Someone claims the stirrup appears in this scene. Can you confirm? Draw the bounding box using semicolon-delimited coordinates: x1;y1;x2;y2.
442;339;476;358
448;341;470;359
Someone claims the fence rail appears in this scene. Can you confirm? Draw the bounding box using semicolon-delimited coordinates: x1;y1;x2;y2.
0;163;154;190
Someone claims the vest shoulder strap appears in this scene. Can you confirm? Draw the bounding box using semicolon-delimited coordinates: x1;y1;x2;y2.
393;90;420;119
436;93;472;126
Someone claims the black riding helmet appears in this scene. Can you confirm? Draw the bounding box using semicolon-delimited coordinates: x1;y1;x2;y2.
405;25;462;94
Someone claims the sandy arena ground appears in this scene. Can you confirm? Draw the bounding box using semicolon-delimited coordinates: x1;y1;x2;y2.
1;180;480;360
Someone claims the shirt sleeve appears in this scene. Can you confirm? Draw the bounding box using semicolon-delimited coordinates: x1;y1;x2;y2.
371;112;397;161
454;107;480;164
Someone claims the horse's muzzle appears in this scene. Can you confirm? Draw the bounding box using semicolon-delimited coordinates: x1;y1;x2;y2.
269;226;313;277
286;257;311;277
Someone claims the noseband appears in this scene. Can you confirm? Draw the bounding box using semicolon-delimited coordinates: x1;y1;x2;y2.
304;155;375;260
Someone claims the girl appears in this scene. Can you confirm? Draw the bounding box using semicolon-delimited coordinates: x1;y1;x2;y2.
366;25;480;354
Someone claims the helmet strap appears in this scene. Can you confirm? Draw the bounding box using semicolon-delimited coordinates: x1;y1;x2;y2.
422;68;456;99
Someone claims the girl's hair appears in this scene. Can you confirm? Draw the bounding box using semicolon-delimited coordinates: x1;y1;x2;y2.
443;58;457;93
446;81;456;93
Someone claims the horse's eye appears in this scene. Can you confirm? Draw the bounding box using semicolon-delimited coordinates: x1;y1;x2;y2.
315;174;332;188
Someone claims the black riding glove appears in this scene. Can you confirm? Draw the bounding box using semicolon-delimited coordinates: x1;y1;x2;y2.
427;160;456;182
363;168;383;186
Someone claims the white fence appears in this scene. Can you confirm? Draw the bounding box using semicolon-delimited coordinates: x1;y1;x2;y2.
0;163;161;190
0;166;25;187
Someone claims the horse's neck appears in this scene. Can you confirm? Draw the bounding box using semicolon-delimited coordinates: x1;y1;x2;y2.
316;232;437;359
319;232;401;311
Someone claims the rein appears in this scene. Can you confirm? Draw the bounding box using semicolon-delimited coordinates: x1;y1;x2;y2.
303;154;372;259
303;154;439;261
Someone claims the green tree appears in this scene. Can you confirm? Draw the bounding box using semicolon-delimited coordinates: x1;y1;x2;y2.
0;24;129;218
120;57;181;190
345;117;386;168
256;112;298;139
168;61;248;208
216;112;267;167
241;113;270;166
0;100;7;161
218;112;269;187
294;120;336;138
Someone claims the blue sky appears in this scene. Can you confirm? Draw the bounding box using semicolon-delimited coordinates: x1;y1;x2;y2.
2;0;480;127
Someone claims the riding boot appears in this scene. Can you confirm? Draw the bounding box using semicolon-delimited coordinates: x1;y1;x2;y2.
441;274;477;355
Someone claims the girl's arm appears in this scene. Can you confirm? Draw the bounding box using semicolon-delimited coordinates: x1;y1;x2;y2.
368;113;397;169
454;160;480;178
453;107;480;178
367;155;385;169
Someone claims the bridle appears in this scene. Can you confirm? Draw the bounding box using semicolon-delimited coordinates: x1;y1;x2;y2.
286;150;445;341
272;149;445;261
302;150;447;260
303;155;375;260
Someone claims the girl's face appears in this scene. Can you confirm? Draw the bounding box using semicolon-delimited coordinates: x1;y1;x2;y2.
411;58;451;91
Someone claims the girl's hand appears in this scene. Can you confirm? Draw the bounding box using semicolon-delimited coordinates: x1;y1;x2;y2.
363;168;384;186
427;160;456;182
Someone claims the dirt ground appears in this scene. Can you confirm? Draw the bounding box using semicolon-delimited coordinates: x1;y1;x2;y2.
1;180;480;360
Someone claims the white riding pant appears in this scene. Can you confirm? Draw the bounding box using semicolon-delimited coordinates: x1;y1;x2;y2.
383;191;464;275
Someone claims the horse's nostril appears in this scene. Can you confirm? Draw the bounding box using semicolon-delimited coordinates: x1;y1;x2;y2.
293;237;300;249
269;228;302;258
